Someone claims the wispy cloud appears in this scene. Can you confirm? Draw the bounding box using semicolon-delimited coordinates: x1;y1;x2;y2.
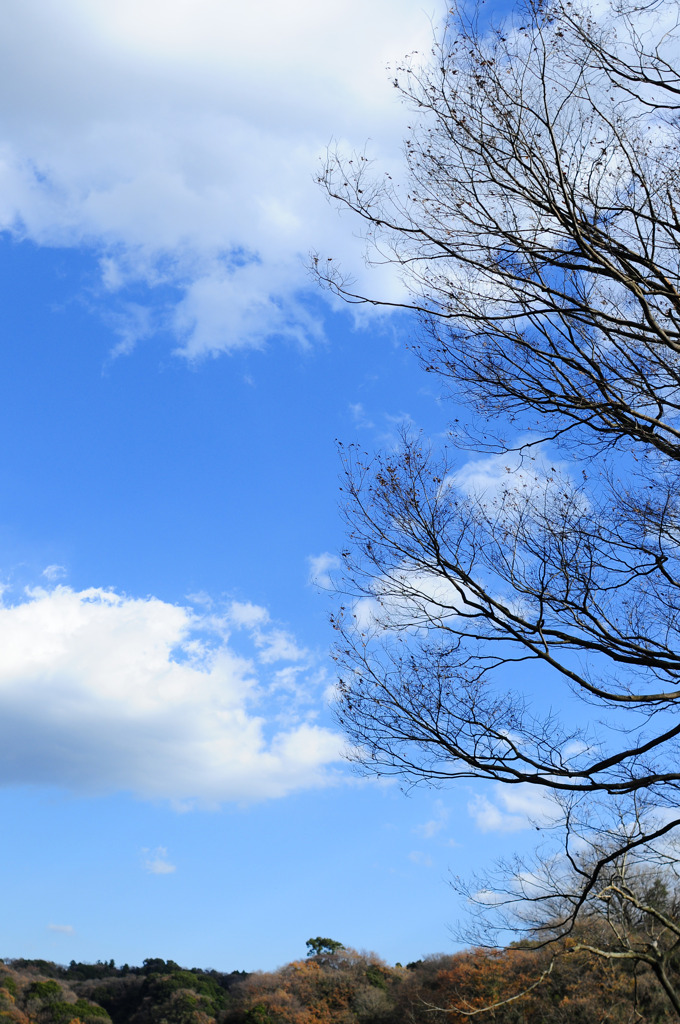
308;552;341;590
143;847;176;875
228;601;270;630
349;403;375;430
227;601;308;665
408;851;433;868
413;799;450;839
48;923;74;934
468;785;559;833
41;565;66;581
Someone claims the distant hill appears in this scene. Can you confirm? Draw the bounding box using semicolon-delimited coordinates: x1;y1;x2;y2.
1;936;676;1024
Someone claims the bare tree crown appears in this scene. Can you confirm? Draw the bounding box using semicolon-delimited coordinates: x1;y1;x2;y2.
316;0;680;823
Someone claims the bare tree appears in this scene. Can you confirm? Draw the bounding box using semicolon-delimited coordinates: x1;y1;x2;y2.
455;795;680;1015
314;0;680;826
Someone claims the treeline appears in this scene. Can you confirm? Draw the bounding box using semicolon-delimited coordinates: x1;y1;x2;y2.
1;932;677;1024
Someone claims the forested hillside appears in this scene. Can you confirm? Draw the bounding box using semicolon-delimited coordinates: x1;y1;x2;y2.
1;932;678;1024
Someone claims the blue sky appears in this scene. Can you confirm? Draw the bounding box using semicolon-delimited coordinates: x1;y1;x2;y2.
0;0;548;972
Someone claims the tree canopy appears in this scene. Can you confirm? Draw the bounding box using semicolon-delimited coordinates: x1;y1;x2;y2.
305;939;345;958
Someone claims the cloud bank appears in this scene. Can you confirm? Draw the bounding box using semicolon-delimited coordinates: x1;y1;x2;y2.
0;0;434;356
0;584;341;804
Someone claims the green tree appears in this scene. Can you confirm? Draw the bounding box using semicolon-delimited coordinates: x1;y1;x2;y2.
27;981;62;1005
305;938;345;958
243;1006;272;1024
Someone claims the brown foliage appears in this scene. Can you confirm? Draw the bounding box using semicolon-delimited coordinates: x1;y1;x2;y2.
226;949;393;1024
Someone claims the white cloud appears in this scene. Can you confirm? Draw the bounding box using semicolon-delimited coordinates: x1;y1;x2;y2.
143;846;176;875
451;449;554;501
226;601;308;664
42;565;67;581
450;447;587;520
349;403;375;430
468;785;559;833
413;799;449;839
0;584;342;804
308;552;341;590
352;565;473;634
48;924;75;934
253;627;307;665
0;0;435;357
227;601;269;630
468;795;529;833
408;850;433;867
472;889;506;907
562;739;595;761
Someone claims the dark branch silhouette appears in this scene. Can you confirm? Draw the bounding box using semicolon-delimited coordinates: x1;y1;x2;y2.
315;1;680;1011
315;0;680;814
